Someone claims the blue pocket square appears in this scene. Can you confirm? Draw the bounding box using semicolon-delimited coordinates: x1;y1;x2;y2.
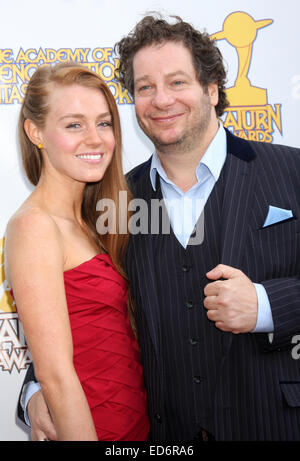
263;205;293;228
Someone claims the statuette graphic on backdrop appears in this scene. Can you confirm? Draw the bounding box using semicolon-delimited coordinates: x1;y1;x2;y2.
212;11;282;143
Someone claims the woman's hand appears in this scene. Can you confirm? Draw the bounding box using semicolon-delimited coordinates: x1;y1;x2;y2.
28;390;57;441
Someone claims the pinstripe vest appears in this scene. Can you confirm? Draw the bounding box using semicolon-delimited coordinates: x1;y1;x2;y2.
157;167;227;440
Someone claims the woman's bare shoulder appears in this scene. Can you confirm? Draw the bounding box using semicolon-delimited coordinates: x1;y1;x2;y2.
6;205;62;241
5;205;65;281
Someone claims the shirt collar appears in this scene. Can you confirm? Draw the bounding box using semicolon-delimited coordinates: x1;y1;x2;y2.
150;124;227;191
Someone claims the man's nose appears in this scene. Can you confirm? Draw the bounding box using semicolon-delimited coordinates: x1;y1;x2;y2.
151;87;175;109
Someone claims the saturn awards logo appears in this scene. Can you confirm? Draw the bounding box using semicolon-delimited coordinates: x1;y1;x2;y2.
0;237;31;373
211;11;282;143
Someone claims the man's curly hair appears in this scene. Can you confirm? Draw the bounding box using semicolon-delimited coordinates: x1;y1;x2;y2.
114;14;229;116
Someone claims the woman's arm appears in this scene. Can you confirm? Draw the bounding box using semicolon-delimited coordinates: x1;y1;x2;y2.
5;209;98;441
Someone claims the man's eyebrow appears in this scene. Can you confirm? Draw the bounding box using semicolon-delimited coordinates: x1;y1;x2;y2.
134;71;191;86
134;75;151;86
165;71;191;79
58;112;112;121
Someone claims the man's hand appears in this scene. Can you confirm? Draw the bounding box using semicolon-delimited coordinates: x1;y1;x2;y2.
204;264;258;334
27;390;57;441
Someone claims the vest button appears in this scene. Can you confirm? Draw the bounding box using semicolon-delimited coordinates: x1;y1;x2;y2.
154;413;162;423
189;338;199;346
182;264;190;272
186;301;194;309
193;376;204;384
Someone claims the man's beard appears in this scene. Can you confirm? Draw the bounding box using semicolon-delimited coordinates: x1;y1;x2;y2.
136;96;212;155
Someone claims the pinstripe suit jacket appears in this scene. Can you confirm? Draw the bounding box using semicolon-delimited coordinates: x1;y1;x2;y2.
125;129;300;441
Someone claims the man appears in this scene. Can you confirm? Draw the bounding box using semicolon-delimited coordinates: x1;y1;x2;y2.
19;15;300;441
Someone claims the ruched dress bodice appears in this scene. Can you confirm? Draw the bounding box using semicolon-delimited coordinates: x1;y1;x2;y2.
63;253;149;440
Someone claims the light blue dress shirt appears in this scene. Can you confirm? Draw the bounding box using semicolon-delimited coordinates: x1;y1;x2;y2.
23;125;274;426
150;122;227;247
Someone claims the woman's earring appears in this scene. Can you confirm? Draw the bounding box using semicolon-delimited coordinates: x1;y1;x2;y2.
37;143;43;149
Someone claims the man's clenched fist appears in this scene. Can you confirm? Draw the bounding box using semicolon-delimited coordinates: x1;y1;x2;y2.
204;264;258;334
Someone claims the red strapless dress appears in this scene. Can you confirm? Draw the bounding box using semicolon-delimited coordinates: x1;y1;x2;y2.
63;253;149;441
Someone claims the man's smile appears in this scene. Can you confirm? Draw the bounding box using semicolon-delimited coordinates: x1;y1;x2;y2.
150;112;185;124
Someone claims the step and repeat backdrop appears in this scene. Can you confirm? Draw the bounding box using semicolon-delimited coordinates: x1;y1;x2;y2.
0;0;299;441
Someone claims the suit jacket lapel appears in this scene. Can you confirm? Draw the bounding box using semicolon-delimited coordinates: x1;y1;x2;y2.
219;130;257;354
129;164;166;358
221;129;257;268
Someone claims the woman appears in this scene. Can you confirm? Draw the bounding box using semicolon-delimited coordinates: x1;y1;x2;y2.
5;63;149;441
